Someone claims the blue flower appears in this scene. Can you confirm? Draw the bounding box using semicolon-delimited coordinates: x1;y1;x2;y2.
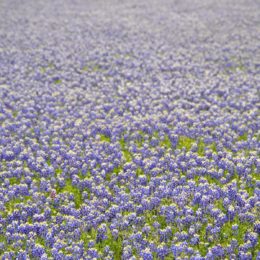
32;244;45;257
140;248;153;260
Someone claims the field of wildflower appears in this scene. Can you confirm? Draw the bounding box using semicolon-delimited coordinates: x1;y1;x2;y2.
0;0;259;259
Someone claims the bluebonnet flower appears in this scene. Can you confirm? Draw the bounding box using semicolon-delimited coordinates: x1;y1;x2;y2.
245;232;258;247
156;243;169;259
111;229;119;239
32;244;45;258
40;254;49;260
211;245;225;258
190;234;200;245
122;245;133;259
140;248;153;260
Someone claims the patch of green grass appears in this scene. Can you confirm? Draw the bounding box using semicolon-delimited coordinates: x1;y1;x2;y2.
105;172;112;181
54;79;62;84
40;67;46;73
144;210;156;226
136;168;144;177
93;64;101;72
0;235;6;243
194;175;200;185
100;134;111;142
4;196;31;216
35;236;46;247
145;210;167;228
106;166;123;181
210;142;217;153
119;138;132;162
81;64;102;73
236;222;252;245
103;230;123;260
177;136;195;151
160;134;171;149
0;235;6;255
254;132;260;142
214;199;226;213
92;227;124;259
82;66;89;71
152;131;159;138
9;177;21;185
114;166;122;175
51;208;59;217
161;198;173;206
238;132;248;141
78;170;92;180
80;231;92;249
197;222;211;256
228;64;246;73
192;204;199;213
224;57;246;74
220;216;253;246
197;243;209;257
135;130;145;148
47;158;51;166
252;172;260;181
84;170;92;179
205;175;221;186
197;139;205;156
55;168;62;176
27;216;33;223
59;179;82;209
12;111;18;118
164;254;174;260
245;185;255;197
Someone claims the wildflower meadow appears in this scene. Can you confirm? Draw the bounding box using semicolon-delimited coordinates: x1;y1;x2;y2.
0;0;259;259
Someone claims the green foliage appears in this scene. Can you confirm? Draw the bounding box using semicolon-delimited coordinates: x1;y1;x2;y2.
47;158;51;166
100;134;111;142
54;79;62;84
220;216;253;246
120;138;132;162
81;227;123;260
55;168;62;176
9;177;21;185
161;198;173;206
36;237;46;247
194;175;200;185
252;171;260;181
93;64;101;71
211;142;217;153
0;235;6;255
160;134;171;149
81;64;102;73
238;132;248;141
136;167;143;177
144;210;167;229
59;179;82;209
214;199;226;213
114;166;122;175
177;136;195;151
82;66;89;71
205;175;221;186
12;111;18;118
197;139;205;156
4;196;31;213
104;230;123;260
40;67;46;73
135;130;145;147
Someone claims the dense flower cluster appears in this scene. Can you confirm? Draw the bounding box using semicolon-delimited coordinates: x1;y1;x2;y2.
0;0;259;259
